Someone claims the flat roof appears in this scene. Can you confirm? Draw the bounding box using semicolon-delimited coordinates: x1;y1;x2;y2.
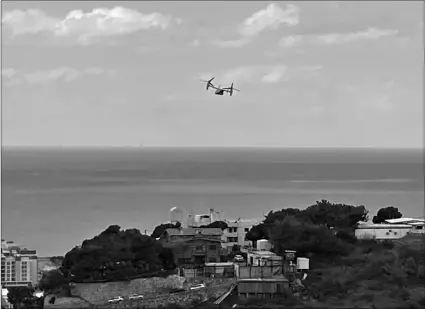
385;218;425;224
357;224;413;229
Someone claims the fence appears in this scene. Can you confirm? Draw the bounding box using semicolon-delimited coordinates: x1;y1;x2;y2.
181;263;295;279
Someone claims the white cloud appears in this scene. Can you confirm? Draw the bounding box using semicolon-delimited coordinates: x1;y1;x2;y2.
315;28;399;45
238;3;300;38
1;68;18;79
2;7;181;44
261;65;287;83
2;67;115;86
213;3;299;49
278;35;302;48
211;38;250;48
200;63;318;86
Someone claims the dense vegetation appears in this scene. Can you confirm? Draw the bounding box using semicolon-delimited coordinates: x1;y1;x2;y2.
151;220;229;239
372;206;403;224
38;224;176;293
151;222;182;238
246;200;368;246
6;286;44;309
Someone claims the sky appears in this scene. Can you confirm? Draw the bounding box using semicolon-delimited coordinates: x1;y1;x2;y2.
1;1;424;148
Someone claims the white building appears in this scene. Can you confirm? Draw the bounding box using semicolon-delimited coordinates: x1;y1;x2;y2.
408;222;425;234
222;218;262;251
355;224;412;240
1;240;38;288
355;217;425;240
247;250;283;266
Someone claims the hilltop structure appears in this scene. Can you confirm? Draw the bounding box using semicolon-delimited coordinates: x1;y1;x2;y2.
167;207;262;250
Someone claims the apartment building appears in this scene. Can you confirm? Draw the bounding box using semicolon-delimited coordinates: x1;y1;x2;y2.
1;240;38;287
222;218;262;251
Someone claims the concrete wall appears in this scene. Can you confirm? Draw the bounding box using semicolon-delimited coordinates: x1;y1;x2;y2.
355;226;411;240
97;278;235;308
70;274;186;304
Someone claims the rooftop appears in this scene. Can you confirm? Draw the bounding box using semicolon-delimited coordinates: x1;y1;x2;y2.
385;218;425;224
357;224;413;229
165;227;223;236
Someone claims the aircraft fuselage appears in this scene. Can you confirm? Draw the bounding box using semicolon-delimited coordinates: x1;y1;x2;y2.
215;89;224;95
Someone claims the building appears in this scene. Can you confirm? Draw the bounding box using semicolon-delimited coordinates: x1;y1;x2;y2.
166;207;262;249
247;250;283;267
355;218;425;240
409;222;425;234
160;227;227;265
1;240;38;288
355;224;414;240
222;218;262;251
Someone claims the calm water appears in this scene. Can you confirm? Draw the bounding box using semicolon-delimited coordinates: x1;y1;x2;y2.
2;147;424;256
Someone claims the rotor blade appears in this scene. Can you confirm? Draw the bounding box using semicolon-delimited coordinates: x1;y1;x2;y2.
233;88;240;92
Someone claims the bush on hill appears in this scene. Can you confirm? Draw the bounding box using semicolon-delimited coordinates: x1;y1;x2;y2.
246;200;368;245
151;222;181;238
372;206;403;224
53;225;176;283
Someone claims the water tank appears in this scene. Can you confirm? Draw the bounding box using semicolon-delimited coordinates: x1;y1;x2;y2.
257;239;272;251
169;207;185;224
296;257;310;270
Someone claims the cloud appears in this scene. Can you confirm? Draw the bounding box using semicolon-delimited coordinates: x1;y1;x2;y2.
213;3;299;48
211;38;250;48
2;67;115;86
261;65;287;83
238;3;299;38
278;35;302;48
2;7;181;44
200;63;320;86
315;27;399;45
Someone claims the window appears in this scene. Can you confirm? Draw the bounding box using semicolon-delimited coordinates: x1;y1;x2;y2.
417;226;423;230
245;228;249;232
195;245;203;251
394;232;397;235
227;237;238;243
209;245;217;250
385;232;389;235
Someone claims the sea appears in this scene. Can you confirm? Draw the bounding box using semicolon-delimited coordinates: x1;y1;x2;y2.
1;147;424;256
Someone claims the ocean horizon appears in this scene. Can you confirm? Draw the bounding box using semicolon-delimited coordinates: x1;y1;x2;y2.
2;147;424;256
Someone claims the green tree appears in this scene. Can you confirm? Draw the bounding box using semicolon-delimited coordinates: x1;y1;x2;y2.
372;206;402;224
60;225;175;282
7;286;34;309
38;269;69;295
199;221;229;230
270;216;353;258
151;222;181;239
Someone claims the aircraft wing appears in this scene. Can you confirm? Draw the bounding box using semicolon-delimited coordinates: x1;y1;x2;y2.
222;87;240;92
208;85;220;90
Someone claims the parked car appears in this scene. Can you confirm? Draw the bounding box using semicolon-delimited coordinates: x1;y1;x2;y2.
190;283;205;290
108;296;124;303
234;255;244;262
129;293;144;300
170;288;185;293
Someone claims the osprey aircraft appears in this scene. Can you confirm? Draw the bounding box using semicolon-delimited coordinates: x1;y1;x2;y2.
199;77;240;96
